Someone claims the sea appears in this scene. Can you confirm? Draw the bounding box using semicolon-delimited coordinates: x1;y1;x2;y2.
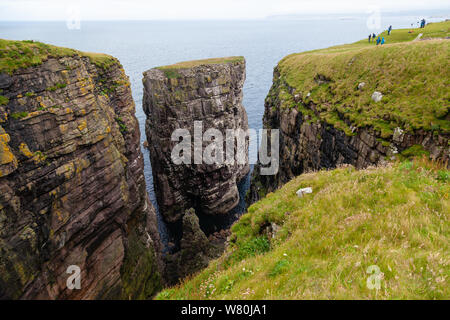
1;10;448;246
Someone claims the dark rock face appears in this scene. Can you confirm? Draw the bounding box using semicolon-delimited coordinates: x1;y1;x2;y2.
248;67;449;204
164;208;225;284
0;55;162;299
143;59;249;224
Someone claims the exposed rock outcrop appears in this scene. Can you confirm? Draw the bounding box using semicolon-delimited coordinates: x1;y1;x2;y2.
248;67;449;204
164;208;225;284
143;57;249;224
0;41;162;299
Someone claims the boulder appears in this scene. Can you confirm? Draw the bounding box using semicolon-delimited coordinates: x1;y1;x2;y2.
371;91;383;102
297;187;313;198
393;127;405;143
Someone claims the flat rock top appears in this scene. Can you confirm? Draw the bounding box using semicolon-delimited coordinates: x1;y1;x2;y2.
143;56;245;80
157;56;244;69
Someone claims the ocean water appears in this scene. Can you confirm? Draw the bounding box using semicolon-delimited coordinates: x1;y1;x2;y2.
1;12;448;245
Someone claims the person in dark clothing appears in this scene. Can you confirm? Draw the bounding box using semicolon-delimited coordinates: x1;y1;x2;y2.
421;19;426;28
372;33;376;42
388;25;392;35
369;34;372;42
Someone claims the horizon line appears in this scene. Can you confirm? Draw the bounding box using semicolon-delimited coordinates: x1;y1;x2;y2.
1;8;449;23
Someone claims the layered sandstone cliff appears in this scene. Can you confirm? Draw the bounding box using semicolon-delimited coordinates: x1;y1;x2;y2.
0;40;162;299
143;57;249;225
248;40;449;204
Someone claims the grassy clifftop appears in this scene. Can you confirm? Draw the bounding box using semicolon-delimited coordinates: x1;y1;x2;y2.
157;56;245;70
276;21;449;138
0;39;119;74
155;56;245;79
158;158;449;300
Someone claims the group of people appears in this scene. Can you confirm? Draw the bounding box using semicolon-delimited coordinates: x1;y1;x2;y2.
368;17;428;46
368;25;393;46
368;32;386;46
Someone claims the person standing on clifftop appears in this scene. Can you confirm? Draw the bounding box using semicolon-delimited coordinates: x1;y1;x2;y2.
388;25;392;35
421;19;426;28
369;34;372;42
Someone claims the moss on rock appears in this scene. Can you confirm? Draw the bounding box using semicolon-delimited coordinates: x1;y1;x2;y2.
120;230;162;300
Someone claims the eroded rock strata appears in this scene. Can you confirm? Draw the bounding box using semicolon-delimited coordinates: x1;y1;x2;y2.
0;42;162;299
248;65;449;205
164;208;226;284
143;57;250;224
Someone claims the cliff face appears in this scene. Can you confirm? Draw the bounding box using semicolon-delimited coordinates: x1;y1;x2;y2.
0;40;162;299
248;41;449;204
143;57;249;224
164;208;225;284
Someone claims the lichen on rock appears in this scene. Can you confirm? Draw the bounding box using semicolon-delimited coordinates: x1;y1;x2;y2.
0;40;162;300
143;57;250;224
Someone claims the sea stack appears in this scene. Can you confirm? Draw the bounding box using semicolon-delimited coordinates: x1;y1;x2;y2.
0;40;162;299
143;57;249;224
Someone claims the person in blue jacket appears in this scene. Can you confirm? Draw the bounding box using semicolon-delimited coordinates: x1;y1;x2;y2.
381;37;385;45
376;36;381;45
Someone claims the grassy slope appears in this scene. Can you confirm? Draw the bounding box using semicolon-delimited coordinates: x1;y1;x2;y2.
157;22;450;300
158;158;449;300
277;21;450;137
0;39;119;74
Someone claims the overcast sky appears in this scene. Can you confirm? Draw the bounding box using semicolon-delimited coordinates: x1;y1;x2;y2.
0;0;448;21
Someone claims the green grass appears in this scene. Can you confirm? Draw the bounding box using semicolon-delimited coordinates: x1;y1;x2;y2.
156;56;245;78
0;39;119;74
0;95;8;106
400;145;430;159
115;117;128;134
157;158;449;300
46;82;67;91
10;111;28;119
158;56;244;70
420;20;450;39
276;21;450;137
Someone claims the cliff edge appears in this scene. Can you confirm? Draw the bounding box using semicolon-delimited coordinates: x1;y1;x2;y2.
248;27;449;204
